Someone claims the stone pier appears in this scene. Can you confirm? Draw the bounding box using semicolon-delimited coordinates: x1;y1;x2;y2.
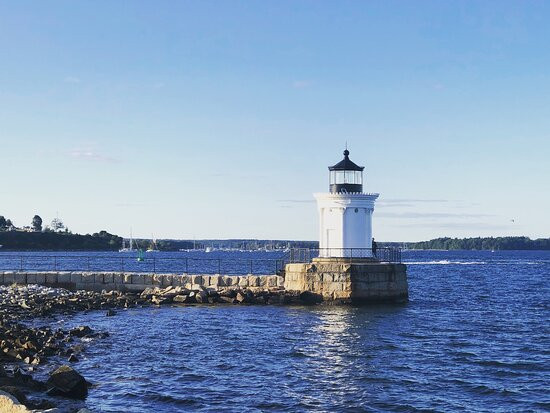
1;264;407;305
284;259;408;304
0;271;284;293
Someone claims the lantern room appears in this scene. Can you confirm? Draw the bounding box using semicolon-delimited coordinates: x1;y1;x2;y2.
329;149;364;194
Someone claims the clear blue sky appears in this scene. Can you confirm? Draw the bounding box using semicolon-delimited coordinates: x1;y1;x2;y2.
1;1;549;241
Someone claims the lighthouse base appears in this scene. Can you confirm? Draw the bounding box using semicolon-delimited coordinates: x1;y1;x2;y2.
283;260;408;304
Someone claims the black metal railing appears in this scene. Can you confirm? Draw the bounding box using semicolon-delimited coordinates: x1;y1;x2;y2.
289;247;401;263
0;255;287;275
0;247;400;274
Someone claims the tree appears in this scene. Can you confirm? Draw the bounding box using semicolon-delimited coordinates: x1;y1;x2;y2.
5;219;14;230
32;215;43;232
0;216;6;230
50;218;65;232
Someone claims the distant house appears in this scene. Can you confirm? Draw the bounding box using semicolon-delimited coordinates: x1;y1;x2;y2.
12;226;34;232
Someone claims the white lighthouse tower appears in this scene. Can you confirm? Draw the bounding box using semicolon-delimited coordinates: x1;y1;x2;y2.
314;149;379;258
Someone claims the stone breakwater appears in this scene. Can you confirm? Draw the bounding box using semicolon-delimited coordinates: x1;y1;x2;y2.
0;271;284;293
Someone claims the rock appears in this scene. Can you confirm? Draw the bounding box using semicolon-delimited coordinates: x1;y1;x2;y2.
218;296;234;304
253;291;269;304
299;291;323;304
0;387;27;404
206;289;219;299
0;389;31;412
69;326;92;338
235;292;246;303
140;287;155;299
151;296;170;305
27;400;56;410
244;290;255;301
68;354;79;362
46;365;88;399
173;295;189;303
267;293;283;304
194;290;208;304
105;309;116;317
220;288;237;298
159;286;182;298
11;368;44;391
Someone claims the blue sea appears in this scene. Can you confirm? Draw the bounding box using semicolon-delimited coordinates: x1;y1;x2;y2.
3;250;549;412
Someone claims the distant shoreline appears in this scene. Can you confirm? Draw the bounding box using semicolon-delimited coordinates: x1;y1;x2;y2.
405;236;550;251
1;232;549;252
0;231;121;251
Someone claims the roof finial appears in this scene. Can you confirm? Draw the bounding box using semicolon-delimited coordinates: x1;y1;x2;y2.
344;141;349;157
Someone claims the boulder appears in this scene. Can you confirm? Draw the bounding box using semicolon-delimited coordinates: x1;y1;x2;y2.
46;365;88;399
0;389;31;413
299;291;323;304
140;287;155;299
69;326;92;338
206;288;219;297
0;387;27;405
220;288;237;298
173;295;190;303
195;290;208;304
151;296;170;305
159;286;175;296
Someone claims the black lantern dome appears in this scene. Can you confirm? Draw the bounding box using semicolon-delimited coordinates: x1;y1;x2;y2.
328;149;364;193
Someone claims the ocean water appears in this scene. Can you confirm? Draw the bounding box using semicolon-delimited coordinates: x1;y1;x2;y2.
14;250;550;411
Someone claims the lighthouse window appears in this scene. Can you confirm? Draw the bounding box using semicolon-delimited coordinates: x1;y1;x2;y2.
355;208;359;213
330;170;363;185
346;171;356;184
334;171;346;184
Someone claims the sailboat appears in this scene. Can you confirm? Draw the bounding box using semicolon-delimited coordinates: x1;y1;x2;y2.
146;234;160;253
119;231;135;252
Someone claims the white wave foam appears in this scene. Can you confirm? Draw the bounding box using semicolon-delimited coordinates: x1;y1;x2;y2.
405;260;488;265
406;260;546;265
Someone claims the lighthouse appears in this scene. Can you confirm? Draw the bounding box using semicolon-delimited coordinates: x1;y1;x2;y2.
314;149;379;258
284;148;407;304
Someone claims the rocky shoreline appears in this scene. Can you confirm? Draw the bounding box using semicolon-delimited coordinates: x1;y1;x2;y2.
0;283;308;412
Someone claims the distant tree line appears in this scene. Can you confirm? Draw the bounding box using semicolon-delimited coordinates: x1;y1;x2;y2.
0;230;122;251
0;213;121;250
407;237;550;251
